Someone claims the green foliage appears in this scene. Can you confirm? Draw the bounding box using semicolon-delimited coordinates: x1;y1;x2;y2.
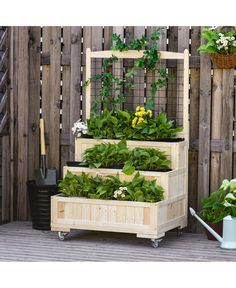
59;171;164;203
87;109;133;140
131;112;183;140
219;179;236;217
87;109;182;141
83;140;130;168
83;140;171;174
200;190;228;223
198;27;236;55
85;29;169;113
122;147;170;175
88;109;181;141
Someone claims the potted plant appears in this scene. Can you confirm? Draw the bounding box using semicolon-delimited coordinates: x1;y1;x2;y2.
200;189;228;240
198;27;236;69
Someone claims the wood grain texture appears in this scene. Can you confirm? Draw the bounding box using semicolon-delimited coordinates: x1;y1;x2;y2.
69;27;82;160
198;27;212;212
188;26;200;232
17;27;29;220
28;27;40;179
48;27;61;171
61;27;71;174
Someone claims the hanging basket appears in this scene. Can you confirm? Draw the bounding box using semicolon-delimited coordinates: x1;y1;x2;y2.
210;52;236;69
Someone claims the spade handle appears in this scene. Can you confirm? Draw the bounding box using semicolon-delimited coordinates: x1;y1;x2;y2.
40;118;46;156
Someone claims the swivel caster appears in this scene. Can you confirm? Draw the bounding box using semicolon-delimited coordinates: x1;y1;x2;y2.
177;228;183;237
151;238;162;248
58;231;69;241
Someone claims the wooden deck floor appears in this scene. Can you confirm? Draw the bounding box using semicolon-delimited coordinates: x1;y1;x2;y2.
0;221;236;261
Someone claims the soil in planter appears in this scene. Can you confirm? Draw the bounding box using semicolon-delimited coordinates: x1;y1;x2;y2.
79;136;185;142
205;221;223;241
67;161;172;172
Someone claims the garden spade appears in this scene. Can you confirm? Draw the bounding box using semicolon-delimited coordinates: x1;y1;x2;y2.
35;119;57;186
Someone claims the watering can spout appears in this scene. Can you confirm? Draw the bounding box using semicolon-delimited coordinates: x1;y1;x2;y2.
189;207;223;244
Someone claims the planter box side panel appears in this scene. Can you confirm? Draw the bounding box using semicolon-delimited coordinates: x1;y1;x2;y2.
157;196;187;233
63;166;177;199
51;196;158;235
75;138;187;170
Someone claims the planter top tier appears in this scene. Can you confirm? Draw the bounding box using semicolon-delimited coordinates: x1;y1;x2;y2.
85;49;189;142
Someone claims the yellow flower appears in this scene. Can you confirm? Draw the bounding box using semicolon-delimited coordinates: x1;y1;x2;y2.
136;106;141;112
132;117;138;128
135;111;143;117
147;110;153;117
137;117;144;124
140;107;145;112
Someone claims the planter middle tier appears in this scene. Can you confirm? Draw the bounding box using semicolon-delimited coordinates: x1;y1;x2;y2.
75;138;188;170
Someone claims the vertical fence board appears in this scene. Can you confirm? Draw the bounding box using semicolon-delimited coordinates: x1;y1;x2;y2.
2;136;10;222
211;69;222;192
17;27;29;220
41;27;51;159
48;27;61;172
198;27;212;214
82;27;92;119
28;27;40;180
188;26;200;232
61;27;71;174
220;70;234;180
104;26;113;50
70;27;82;160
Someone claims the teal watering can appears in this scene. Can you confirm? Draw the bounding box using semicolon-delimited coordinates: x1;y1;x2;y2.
189;207;236;249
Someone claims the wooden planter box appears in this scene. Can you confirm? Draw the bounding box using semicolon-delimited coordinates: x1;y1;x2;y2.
63;166;187;199
75;138;188;170
51;194;187;240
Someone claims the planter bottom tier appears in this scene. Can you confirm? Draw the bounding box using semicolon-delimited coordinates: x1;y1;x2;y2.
51;195;187;240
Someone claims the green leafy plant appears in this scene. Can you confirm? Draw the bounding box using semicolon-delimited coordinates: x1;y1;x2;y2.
112;30;170;109
122;147;171;175
198;27;236;55
84;29;170;113
83;140;130;168
219;179;236;217
82;139;171;174
86;108;182;141
86;109;133;140
131;112;182;140
200;189;228;223
59;171;164;203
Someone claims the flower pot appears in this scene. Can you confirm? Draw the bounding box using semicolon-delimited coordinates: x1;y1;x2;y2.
205;221;223;241
210;52;236;69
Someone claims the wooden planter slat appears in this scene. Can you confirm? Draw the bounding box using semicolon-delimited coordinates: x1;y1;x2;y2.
63;166;187;199
75;138;188;170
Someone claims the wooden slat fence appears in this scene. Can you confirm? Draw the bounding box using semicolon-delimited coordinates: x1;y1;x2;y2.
0;26;10;224
6;26;236;233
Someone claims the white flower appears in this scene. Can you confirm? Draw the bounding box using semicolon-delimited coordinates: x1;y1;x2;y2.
225;193;236;200
218;33;223;36
225;46;228;50
231;36;235;41
224;200;232;207
233;41;236;47
121;194;125;198
72;120;88;138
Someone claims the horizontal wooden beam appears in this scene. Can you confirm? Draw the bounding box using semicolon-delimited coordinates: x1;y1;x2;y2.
44;135;236;154
41;53;201;68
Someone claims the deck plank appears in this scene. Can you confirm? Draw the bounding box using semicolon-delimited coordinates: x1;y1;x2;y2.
0;222;235;261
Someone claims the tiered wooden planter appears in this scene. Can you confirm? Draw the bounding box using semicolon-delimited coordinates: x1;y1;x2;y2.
51;49;189;247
